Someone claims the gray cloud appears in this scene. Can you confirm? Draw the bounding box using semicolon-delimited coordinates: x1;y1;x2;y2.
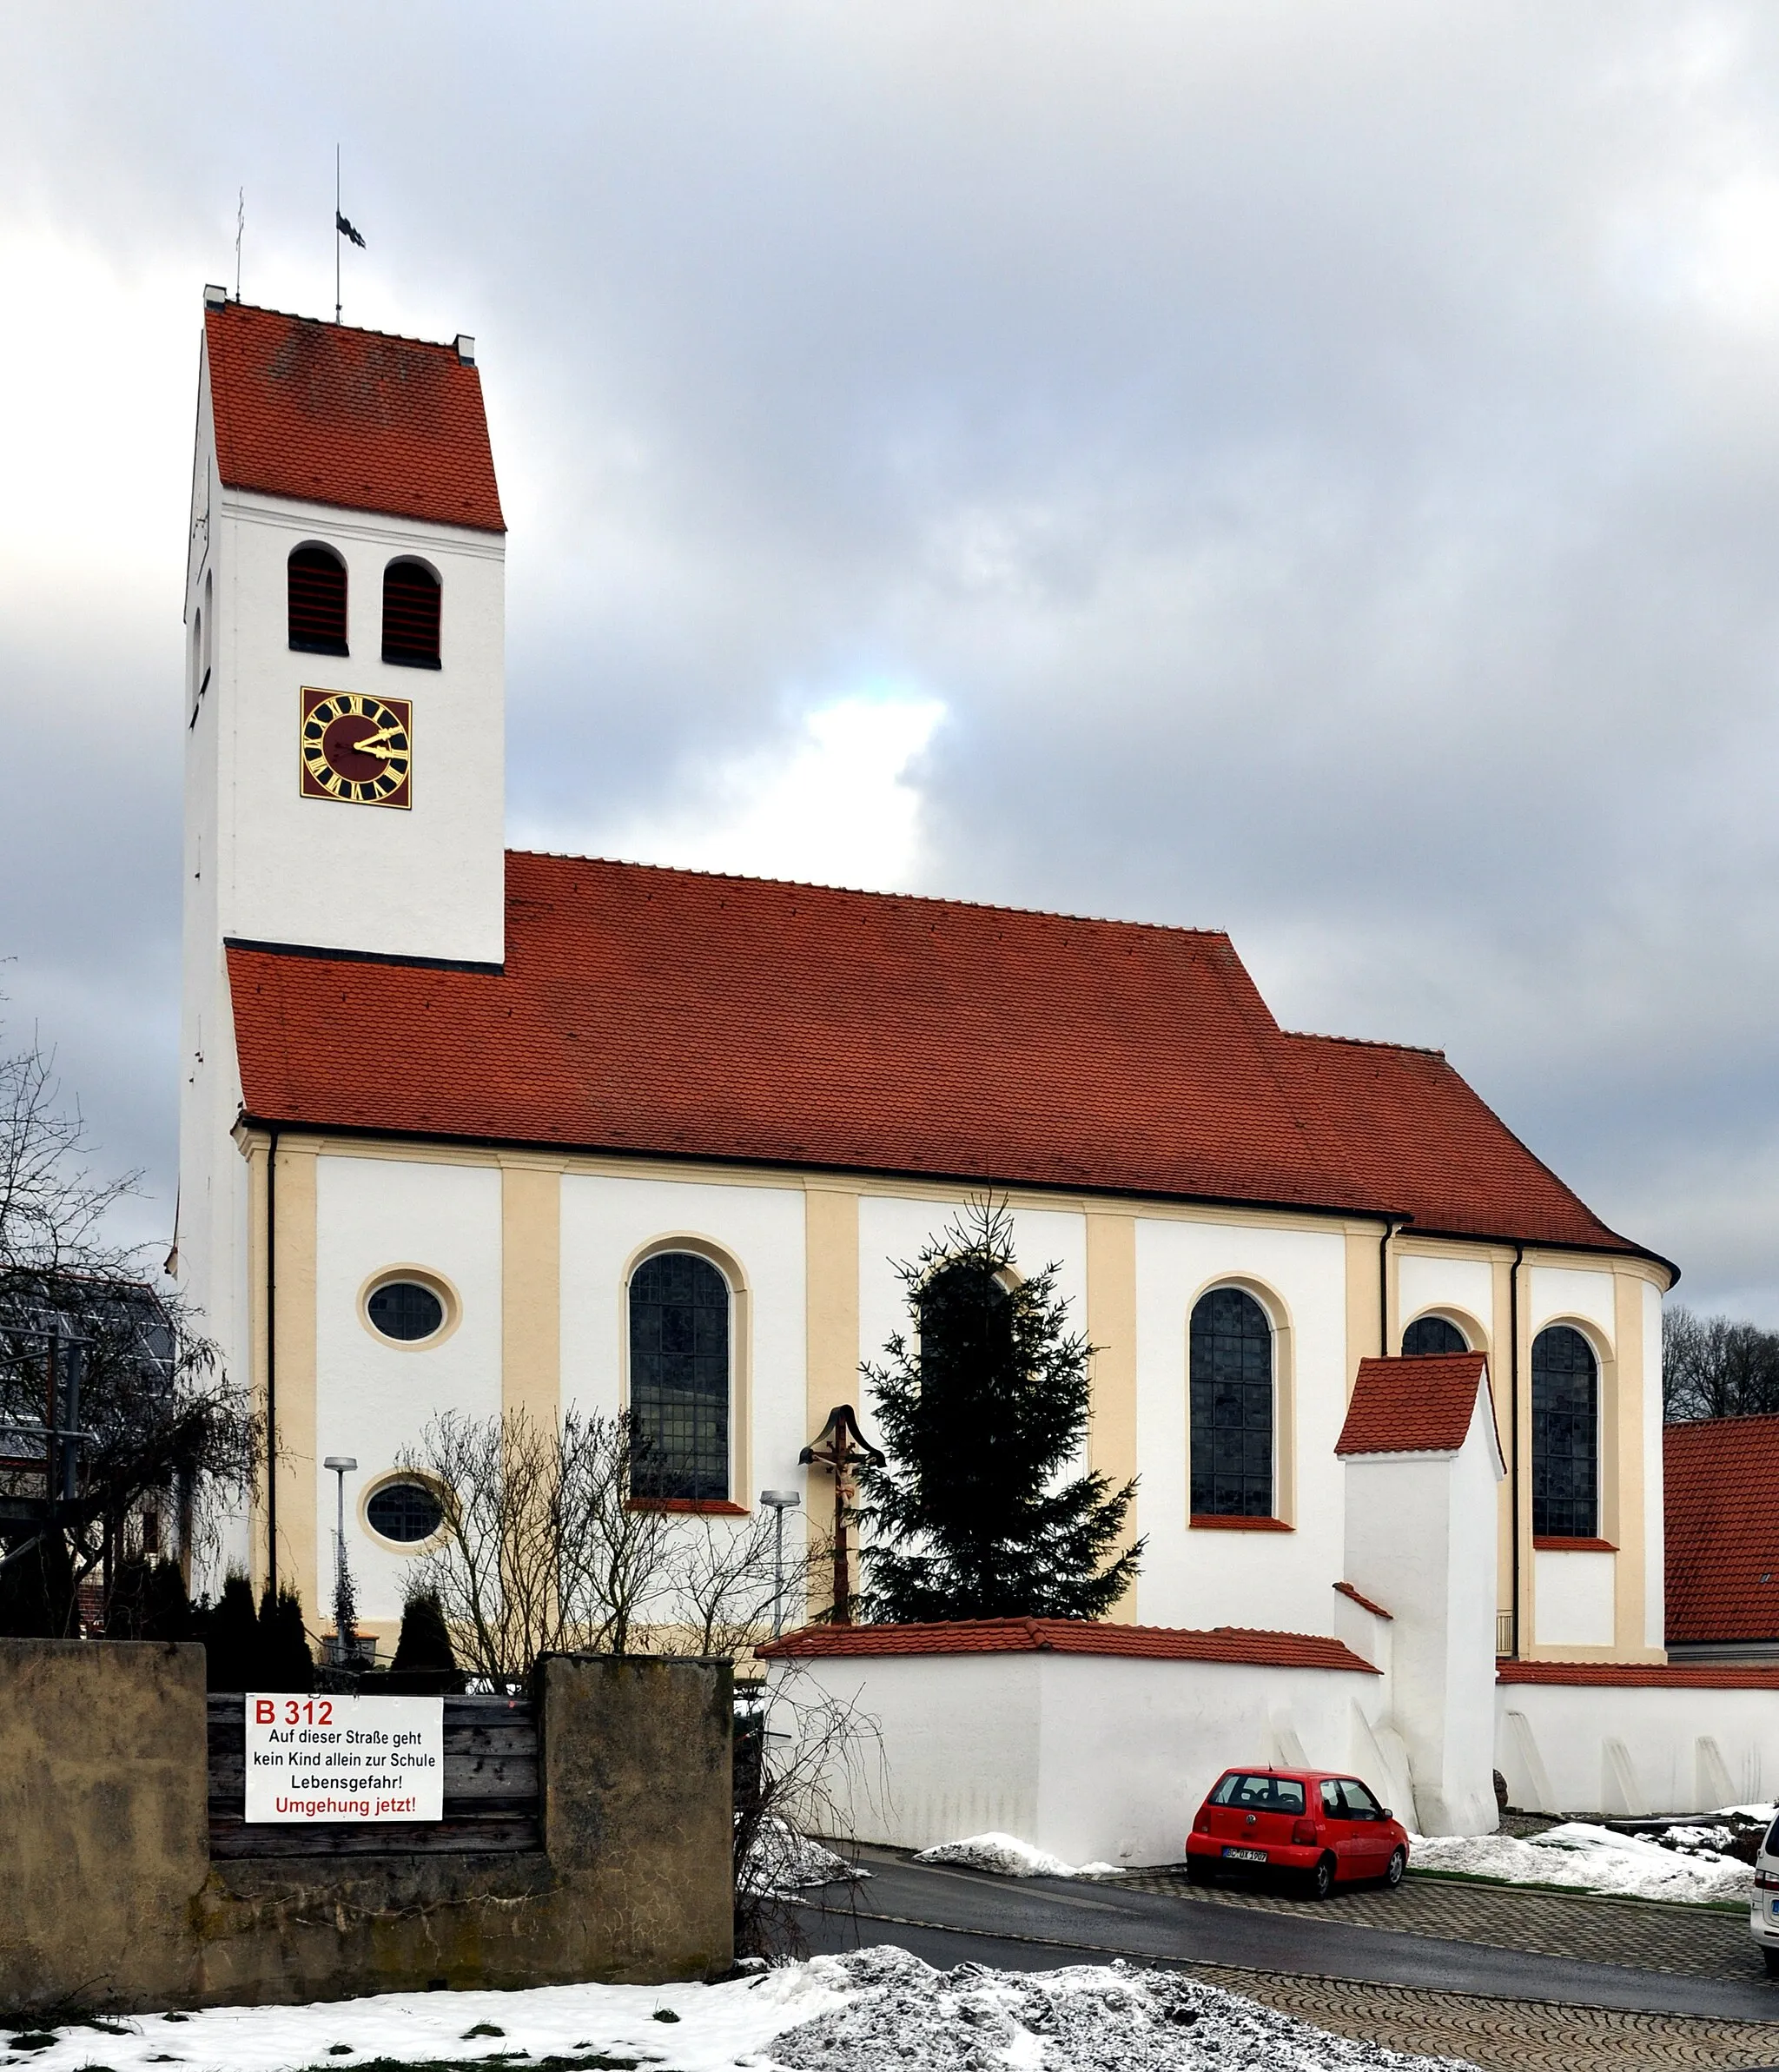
4;3;1779;1306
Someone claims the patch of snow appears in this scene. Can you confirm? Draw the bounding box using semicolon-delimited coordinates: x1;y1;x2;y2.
771;1945;1471;2070
911;1831;1122;1879
3;1947;1472;2072
743;1817;869;1897
1411;1822;1752;1903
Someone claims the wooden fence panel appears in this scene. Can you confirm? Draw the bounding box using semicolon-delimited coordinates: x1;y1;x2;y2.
207;1692;542;1858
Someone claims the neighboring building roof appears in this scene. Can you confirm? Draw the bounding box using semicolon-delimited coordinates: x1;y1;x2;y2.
1335;1354;1494;1457
204;301;505;533
1498;1659;1779;1690
226;855;1663;1263
758;1617;1379;1673
1664;1413;1779;1649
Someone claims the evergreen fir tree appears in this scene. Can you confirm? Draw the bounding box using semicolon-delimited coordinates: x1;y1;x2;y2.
199;1573;259;1690
256;1584;314;1692
391;1589;456;1675
857;1198;1143;1622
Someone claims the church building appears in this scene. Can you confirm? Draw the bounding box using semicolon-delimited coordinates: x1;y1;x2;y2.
177;289;1690;1838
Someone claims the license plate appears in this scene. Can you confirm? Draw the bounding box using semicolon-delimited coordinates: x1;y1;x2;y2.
1222;1846;1267;1863
1769;1899;1779;1918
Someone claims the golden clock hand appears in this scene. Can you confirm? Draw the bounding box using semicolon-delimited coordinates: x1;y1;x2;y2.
340;738;406;762
347;723;403;751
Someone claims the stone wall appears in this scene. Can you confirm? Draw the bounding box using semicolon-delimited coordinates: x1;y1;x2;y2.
0;1641;731;2016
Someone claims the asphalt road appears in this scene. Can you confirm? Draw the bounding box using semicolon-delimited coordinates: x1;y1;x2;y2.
799;1848;1779;2026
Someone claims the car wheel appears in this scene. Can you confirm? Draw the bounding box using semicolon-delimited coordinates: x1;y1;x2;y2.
1185;1857;1214;1886
1303;1854;1336;1901
1765;1946;1779;1979
1384;1848;1406;1890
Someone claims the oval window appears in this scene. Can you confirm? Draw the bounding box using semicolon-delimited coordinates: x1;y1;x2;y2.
367;1279;446;1342
367;1479;445;1544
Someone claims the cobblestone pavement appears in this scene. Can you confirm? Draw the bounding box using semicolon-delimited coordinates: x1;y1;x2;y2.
1109;1863;1760;1981
1194;1965;1779;2070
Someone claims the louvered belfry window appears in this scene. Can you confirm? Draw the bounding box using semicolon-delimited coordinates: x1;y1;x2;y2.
288;545;347;654
382;558;441;667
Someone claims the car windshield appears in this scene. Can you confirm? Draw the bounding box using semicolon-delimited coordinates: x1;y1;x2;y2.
1209;1771;1306;1814
1339;1779;1381;1816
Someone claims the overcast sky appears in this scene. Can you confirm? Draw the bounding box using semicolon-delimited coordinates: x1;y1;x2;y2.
4;4;1779;1315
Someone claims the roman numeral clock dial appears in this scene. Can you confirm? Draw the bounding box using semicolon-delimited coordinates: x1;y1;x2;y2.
299;688;413;807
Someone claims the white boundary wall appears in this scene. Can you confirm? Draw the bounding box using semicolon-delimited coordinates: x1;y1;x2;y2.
1497;1680;1779;1817
784;1649;1408;1868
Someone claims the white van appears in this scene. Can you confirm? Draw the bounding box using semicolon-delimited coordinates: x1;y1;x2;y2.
1751;1815;1779;1975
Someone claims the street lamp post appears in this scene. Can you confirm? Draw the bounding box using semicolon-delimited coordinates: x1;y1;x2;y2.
758;1489;802;1637
323;1454;357;1662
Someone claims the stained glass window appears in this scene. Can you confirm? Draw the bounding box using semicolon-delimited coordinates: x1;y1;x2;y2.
1190;1287;1273;1518
629;1252;730;1500
1401;1314;1469;1357
1531;1325;1597;1538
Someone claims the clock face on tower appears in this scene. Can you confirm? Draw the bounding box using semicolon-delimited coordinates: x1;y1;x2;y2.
299;689;413;807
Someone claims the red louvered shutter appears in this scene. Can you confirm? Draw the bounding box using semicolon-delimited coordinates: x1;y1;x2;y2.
382;559;441;668
288;546;348;654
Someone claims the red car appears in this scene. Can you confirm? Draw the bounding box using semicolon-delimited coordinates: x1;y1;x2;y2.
1186;1767;1410;1899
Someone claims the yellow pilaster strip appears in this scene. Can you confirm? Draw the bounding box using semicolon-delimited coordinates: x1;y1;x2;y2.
1612;1268;1651;1658
1343;1225;1383;1391
804;1184;861;1620
1491;1252;1515;1636
271;1142;319;1629
1085;1211;1140;1621
500;1161;562;1430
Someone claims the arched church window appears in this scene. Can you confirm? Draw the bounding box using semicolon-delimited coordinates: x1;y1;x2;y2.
382;557;441;668
1189;1287;1274;1518
1402;1314;1469;1357
288;544;348;654
1531;1325;1598;1538
629;1252;731;1500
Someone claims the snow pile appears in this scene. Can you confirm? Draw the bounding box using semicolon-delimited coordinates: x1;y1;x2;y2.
772;1944;1468;2071
0;1948;1470;2072
743;1816;869;1896
912;1830;1123;1878
1412;1821;1753;1903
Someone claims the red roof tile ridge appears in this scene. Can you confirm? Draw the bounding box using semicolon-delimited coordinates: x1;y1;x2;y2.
1333;1580;1393;1620
505;850;1236;941
1670;1409;1779;1437
1284;1029;1448;1061
216;298;473;357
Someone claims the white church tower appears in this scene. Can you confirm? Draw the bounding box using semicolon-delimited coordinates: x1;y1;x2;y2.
176;287;507;1573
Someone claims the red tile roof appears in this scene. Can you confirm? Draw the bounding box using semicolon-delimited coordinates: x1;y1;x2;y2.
226;856;1663;1262
1336;1354;1493;1456
1664;1413;1779;1648
1333;1580;1392;1620
757;1617;1379;1672
204;301;504;533
1499;1659;1779;1689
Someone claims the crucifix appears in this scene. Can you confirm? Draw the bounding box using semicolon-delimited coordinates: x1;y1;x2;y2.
798;1403;883;1625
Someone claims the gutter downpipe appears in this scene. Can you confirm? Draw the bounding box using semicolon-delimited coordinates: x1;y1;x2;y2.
1379;1218;1401;1355
266;1125;279;1599
1509;1240;1524;1660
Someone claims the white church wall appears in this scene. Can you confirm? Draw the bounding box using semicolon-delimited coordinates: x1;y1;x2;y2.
1527;1265;1616;1341
557;1172;809;1537
313;1155;504;1625
1131;1217;1348;1635
1395;1254;1495;1347
1533;1549;1616;1648
1498;1678;1779;1816
208;486;507;968
784;1649;1386;1866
